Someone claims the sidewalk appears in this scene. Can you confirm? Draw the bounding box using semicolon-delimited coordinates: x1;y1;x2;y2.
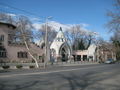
0;62;100;77
0;61;99;70
51;61;99;67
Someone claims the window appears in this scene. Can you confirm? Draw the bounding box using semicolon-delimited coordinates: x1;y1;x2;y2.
39;56;42;60
17;52;28;58
57;38;60;41
83;55;87;61
0;51;6;58
77;55;81;61
89;56;93;61
0;35;4;41
23;52;28;58
17;52;21;58
0;46;7;58
61;38;64;42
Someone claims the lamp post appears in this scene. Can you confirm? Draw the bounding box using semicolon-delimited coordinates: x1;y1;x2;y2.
44;16;52;68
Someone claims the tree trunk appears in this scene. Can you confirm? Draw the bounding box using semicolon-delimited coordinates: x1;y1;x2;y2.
20;28;39;68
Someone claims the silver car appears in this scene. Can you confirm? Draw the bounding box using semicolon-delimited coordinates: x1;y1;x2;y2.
105;59;114;64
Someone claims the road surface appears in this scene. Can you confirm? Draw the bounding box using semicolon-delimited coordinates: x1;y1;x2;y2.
0;64;120;90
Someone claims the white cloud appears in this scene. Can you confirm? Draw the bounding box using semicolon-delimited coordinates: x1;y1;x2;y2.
33;23;42;30
7;13;16;17
31;17;41;22
33;21;73;31
80;23;89;28
32;20;99;36
33;21;88;31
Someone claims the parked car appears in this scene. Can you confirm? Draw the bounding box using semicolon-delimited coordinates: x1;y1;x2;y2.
104;59;114;64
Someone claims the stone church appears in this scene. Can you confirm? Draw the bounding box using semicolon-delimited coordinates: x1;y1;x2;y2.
50;27;71;62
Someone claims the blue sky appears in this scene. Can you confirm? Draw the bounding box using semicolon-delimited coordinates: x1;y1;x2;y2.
0;0;114;40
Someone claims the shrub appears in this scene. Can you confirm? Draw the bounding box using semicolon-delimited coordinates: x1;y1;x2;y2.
16;65;23;69
2;65;10;69
29;65;35;69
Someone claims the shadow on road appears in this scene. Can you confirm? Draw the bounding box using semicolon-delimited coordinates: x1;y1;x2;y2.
0;68;120;90
0;81;39;90
58;71;120;90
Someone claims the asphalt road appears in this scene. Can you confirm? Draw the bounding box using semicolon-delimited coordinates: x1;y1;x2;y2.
0;64;120;90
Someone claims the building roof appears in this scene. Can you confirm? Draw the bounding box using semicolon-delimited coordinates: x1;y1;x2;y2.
0;21;16;29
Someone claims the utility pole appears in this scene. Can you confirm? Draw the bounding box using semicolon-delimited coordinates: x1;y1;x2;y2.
44;16;52;68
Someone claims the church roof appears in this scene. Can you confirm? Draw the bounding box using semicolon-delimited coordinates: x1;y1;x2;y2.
55;27;66;41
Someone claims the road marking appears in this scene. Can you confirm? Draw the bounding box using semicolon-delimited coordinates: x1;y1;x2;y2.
0;65;108;78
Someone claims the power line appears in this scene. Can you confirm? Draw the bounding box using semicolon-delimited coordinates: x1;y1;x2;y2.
0;2;45;22
0;2;44;17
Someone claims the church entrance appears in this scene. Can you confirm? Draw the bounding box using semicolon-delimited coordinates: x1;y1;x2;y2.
61;48;68;62
60;47;69;62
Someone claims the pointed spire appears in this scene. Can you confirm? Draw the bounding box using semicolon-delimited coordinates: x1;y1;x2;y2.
59;27;62;31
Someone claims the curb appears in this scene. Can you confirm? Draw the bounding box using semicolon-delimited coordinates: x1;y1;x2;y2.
59;63;99;66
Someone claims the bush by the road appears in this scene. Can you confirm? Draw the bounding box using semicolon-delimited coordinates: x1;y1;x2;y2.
2;65;10;69
16;65;23;69
29;65;35;69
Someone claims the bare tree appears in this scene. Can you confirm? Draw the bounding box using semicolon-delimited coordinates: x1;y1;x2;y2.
110;31;120;60
107;0;120;32
65;25;96;50
106;0;120;60
34;24;57;67
96;38;115;62
35;25;57;45
84;31;97;49
16;16;39;68
0;13;14;24
64;25;81;61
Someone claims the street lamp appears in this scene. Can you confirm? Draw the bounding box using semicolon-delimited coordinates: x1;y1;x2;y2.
44;16;52;68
